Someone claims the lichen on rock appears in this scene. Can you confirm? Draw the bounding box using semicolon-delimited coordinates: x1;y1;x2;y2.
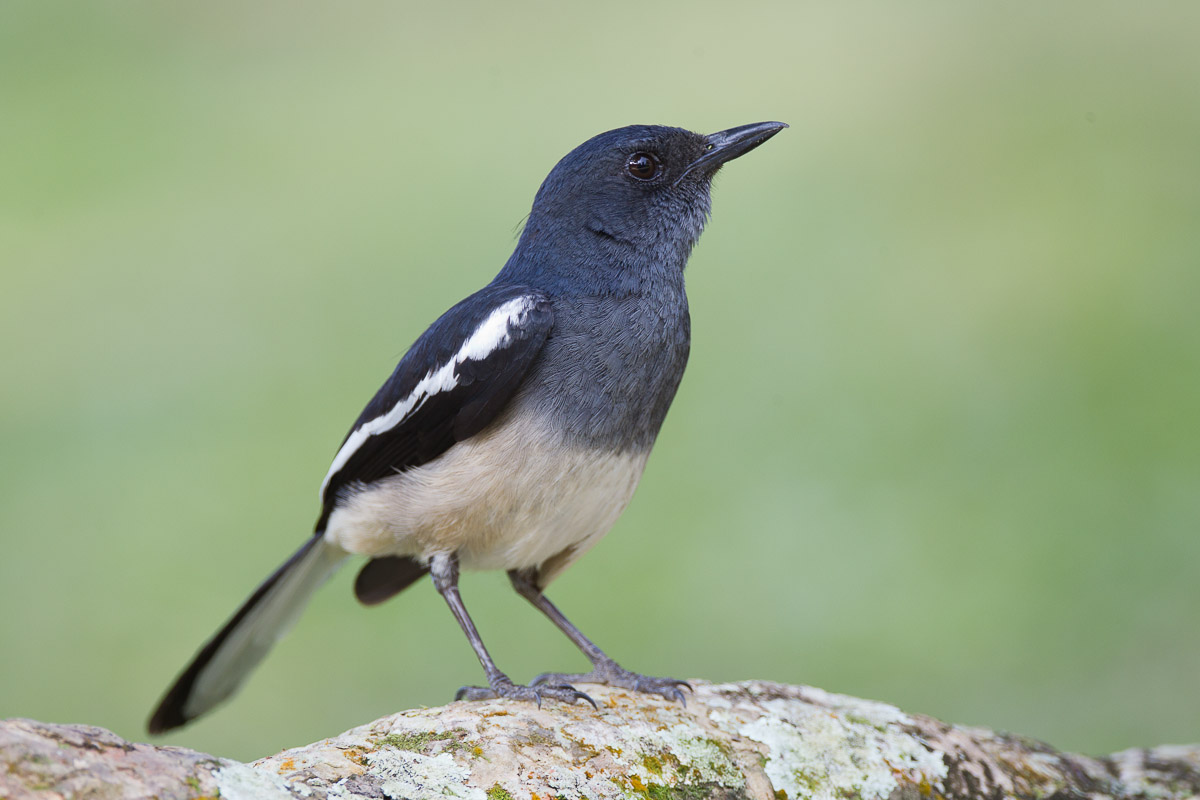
3;681;1199;800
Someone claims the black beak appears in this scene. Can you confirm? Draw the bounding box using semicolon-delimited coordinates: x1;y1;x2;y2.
676;121;788;185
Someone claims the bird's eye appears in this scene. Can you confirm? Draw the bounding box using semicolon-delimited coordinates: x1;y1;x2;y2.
625;152;661;181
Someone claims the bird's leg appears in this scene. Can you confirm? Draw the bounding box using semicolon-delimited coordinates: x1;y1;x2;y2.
429;554;594;707
508;568;691;704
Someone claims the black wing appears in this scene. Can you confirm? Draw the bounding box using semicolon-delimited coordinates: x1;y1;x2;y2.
316;284;553;531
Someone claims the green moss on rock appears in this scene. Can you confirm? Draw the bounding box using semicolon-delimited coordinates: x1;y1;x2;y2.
487;783;515;800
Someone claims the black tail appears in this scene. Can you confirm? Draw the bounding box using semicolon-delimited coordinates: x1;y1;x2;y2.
148;535;346;734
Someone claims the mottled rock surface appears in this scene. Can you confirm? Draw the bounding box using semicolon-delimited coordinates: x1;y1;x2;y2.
3;681;1198;799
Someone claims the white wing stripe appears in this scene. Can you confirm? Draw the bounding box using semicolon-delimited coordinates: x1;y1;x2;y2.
320;295;536;499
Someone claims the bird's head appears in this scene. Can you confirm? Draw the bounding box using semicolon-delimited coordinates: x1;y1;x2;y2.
506;122;786;291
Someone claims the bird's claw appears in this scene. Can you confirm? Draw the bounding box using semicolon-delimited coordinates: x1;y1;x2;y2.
455;678;594;709
532;663;691;706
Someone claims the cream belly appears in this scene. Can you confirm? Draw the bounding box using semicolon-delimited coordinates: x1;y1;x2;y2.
323;411;648;585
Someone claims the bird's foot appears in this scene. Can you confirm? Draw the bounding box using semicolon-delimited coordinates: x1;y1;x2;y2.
455;675;596;708
532;659;691;704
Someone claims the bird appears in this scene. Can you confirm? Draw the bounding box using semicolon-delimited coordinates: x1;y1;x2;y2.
147;121;787;734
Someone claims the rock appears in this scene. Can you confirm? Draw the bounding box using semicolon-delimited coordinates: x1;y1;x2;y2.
3;681;1198;799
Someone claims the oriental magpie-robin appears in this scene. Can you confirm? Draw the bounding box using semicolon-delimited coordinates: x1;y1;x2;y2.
148;121;786;733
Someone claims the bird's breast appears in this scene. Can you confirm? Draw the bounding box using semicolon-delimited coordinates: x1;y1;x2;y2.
525;290;691;450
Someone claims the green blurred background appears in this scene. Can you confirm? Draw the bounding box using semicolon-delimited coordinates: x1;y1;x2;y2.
2;1;1197;764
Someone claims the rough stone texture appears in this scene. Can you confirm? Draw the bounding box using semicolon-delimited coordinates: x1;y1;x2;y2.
3;681;1198;800
0;717;228;800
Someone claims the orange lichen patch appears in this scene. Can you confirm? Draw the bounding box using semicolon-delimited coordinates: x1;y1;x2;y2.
275;758;296;774
605;693;627;708
473;746;484;757
629;775;648;793
482;710;511;718
341;747;369;767
531;793;541;800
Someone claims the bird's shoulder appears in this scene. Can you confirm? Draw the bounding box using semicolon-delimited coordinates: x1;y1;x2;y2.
316;283;553;524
